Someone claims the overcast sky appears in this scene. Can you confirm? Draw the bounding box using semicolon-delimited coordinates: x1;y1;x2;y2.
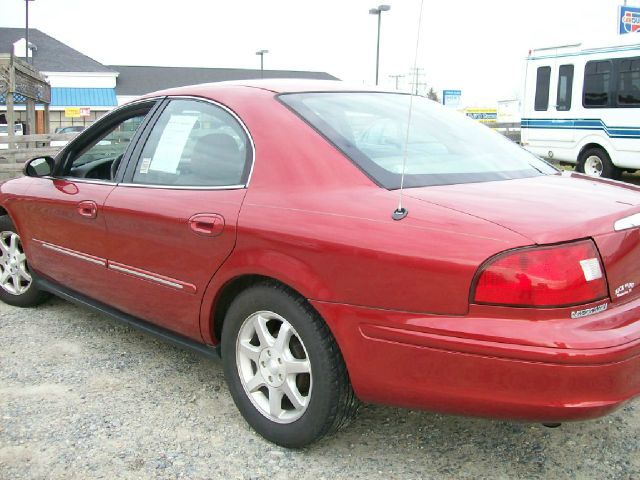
1;0;639;105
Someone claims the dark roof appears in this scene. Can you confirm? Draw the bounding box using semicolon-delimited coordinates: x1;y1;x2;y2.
0;28;115;73
108;65;339;96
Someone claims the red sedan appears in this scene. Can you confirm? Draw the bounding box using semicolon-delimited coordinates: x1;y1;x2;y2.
1;80;639;448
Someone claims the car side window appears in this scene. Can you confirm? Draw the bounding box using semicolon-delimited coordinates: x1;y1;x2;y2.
131;99;250;187
63;112;149;181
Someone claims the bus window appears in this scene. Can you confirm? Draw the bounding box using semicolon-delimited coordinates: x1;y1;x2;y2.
617;57;640;106
584;60;611;107
534;66;551;111
556;64;574;111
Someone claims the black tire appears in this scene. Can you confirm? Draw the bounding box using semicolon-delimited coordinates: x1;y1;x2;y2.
0;216;50;307
577;147;620;179
221;282;358;448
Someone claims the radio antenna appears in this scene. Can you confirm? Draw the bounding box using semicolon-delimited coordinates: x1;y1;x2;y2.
392;0;424;221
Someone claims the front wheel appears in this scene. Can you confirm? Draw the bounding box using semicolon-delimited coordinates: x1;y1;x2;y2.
0;216;50;307
221;283;358;448
577;147;620;179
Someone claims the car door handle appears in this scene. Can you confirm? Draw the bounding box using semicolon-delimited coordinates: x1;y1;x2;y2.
77;200;98;219
188;214;225;237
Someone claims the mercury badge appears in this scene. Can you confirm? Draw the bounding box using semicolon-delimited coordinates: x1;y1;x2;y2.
571;303;608;319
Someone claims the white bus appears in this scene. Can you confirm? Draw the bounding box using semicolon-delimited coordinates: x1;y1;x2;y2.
521;37;640;178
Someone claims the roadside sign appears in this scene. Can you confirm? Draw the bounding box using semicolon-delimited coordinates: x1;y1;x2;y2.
619;5;640;34
64;107;80;118
464;108;497;123
443;89;461;107
65;107;90;118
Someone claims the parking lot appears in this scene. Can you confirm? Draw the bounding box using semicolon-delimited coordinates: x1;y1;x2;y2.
0;297;638;480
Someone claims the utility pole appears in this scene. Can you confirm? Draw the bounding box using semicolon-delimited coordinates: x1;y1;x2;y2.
408;67;427;96
25;0;33;64
389;74;405;90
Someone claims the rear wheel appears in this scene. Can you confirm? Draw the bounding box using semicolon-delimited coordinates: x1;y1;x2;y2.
577;147;620;179
0;216;50;307
221;283;358;448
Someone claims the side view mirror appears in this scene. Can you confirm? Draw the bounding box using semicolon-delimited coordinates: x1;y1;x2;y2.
24;156;55;178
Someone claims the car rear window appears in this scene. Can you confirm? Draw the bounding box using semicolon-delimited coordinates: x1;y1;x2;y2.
279;92;556;189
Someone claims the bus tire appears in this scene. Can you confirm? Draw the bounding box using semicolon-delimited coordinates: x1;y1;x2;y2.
577;147;620;179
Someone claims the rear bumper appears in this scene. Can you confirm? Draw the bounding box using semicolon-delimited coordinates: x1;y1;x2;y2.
312;299;640;422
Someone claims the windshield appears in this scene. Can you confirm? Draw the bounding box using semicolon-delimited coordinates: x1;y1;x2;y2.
279;92;557;189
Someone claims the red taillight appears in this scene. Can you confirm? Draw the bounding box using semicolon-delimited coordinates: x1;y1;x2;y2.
473;240;608;307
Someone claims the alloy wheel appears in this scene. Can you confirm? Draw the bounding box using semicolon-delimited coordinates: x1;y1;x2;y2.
0;231;32;295
236;310;312;424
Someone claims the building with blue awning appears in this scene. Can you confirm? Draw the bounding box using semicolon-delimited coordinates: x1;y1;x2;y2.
51;88;118;108
0;28;118;133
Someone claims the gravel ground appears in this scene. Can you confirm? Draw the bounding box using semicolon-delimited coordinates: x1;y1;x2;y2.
1;297;639;480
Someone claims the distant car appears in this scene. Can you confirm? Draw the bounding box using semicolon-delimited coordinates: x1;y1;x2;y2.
0;123;24;150
52;125;86;147
0;123;24;135
1;80;640;448
54;126;85;134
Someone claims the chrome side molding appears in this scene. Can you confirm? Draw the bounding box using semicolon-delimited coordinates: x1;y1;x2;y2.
34;239;107;266
32;239;196;293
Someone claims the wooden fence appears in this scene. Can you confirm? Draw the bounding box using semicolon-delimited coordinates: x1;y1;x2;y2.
0;133;77;180
0;133;78;163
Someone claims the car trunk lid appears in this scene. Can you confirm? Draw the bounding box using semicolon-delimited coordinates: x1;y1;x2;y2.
404;172;640;305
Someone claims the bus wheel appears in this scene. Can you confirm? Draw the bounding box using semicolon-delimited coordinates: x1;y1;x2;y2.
577;147;620;179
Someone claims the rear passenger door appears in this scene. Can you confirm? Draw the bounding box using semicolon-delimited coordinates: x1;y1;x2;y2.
101;98;253;340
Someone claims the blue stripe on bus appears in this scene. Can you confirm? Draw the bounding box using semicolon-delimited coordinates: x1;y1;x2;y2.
521;118;640;139
527;44;640;60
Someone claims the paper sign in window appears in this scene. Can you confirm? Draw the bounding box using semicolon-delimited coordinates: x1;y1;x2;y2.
149;114;198;173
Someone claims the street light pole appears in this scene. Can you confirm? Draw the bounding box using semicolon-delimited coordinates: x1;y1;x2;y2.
375;11;381;84
25;0;31;64
369;5;390;86
256;49;269;79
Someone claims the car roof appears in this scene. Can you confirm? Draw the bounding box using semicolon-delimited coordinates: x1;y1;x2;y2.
145;79;390;98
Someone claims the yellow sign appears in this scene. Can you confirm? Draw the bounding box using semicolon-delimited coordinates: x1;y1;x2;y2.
64;107;81;118
464;108;497;124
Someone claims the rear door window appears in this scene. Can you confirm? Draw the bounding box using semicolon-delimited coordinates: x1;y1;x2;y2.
131;99;251;187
